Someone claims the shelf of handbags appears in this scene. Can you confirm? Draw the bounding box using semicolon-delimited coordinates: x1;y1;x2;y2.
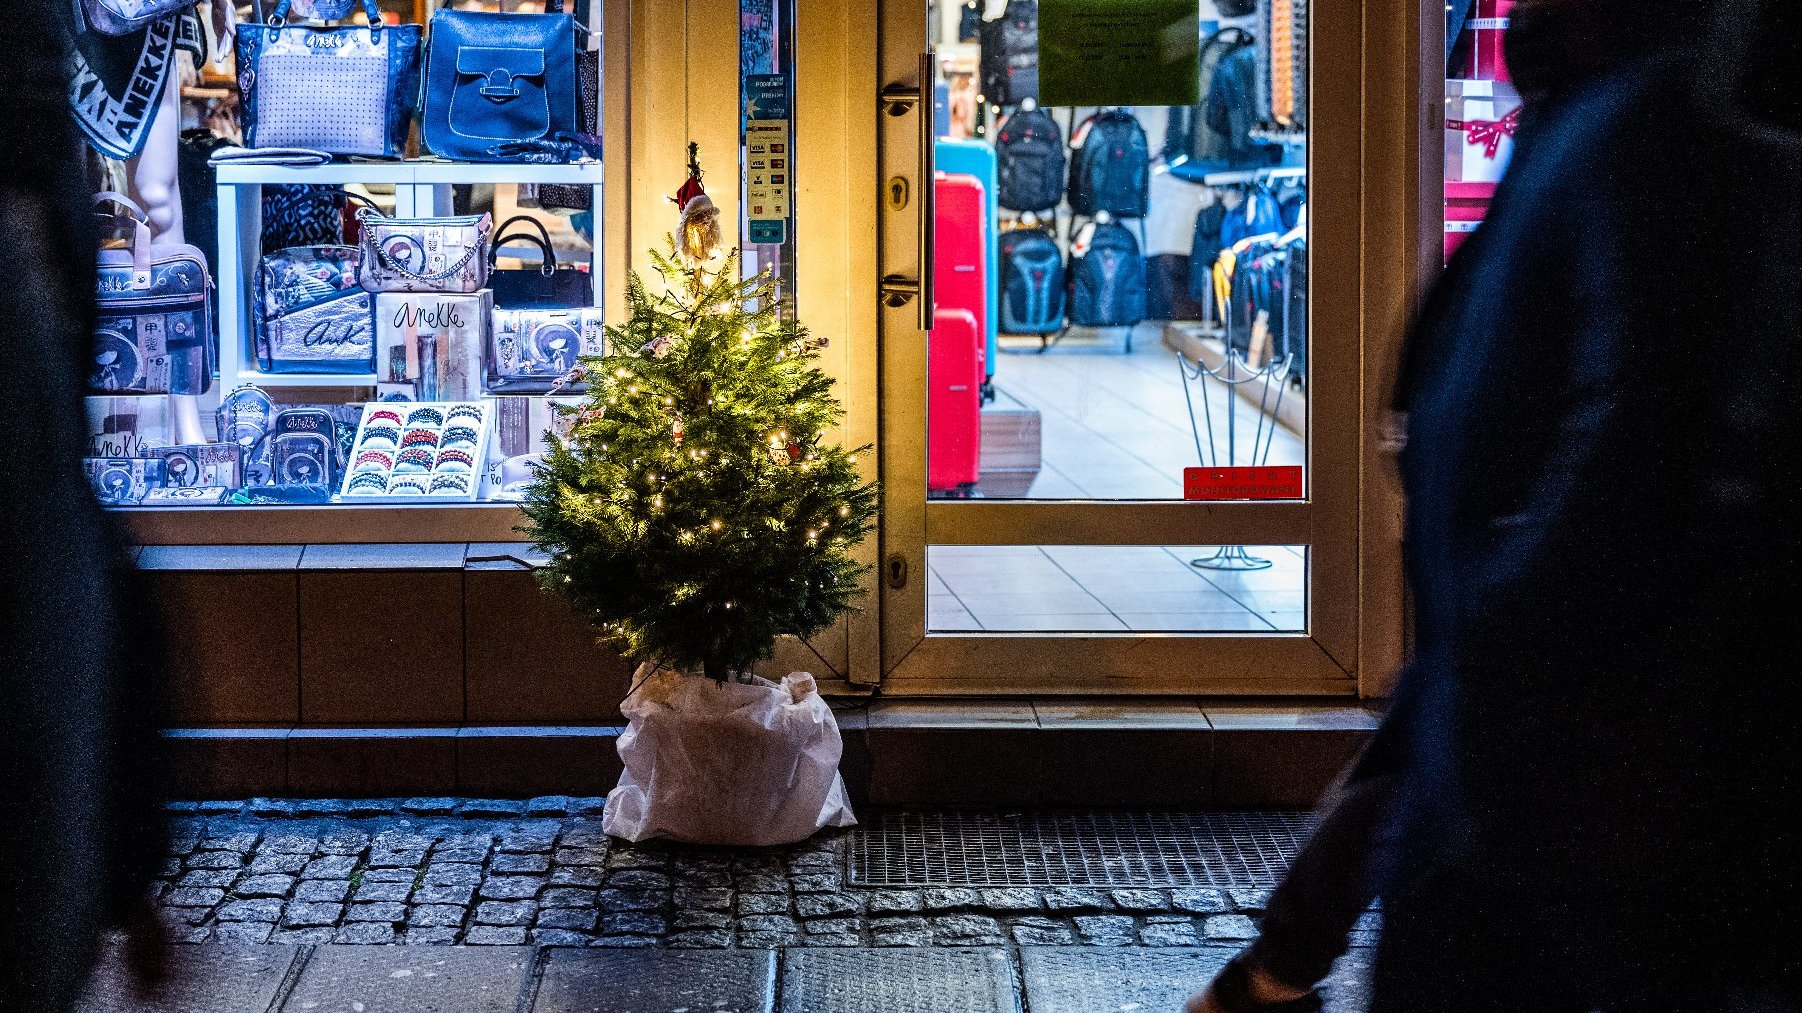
214;159;604;391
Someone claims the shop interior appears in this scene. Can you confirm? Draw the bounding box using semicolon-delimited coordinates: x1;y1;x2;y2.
924;0;1310;633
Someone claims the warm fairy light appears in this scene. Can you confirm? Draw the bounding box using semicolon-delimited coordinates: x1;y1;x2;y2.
711;519;722;530
838;505;850;516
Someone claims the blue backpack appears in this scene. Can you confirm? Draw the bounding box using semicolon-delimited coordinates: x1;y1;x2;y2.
995;106;1065;213
1069;221;1146;328
1067;110;1149;218
999;228;1065;334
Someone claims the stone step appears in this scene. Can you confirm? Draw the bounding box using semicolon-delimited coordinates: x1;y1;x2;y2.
165;700;1378;807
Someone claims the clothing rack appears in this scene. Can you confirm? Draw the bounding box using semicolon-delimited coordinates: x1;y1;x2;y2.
1201;166;1307;188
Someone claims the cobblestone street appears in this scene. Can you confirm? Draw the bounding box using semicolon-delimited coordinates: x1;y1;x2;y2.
94;799;1378;1011
153;799;1378;950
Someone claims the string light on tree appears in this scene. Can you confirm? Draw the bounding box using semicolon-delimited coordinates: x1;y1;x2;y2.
523;144;878;685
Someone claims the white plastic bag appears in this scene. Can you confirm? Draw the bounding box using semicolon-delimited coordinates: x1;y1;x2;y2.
602;665;857;846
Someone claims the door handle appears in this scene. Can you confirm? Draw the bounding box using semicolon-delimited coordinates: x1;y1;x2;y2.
880;50;935;330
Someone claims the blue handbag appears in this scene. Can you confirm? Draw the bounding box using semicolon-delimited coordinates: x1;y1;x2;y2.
423;3;579;163
236;0;422;158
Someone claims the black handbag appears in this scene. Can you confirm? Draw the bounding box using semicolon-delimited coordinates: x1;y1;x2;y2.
488;216;590;309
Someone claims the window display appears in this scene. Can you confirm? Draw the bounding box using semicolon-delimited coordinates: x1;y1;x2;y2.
74;0;602;510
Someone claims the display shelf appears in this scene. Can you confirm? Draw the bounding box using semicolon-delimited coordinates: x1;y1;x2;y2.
213;158;604;394
230;368;380;388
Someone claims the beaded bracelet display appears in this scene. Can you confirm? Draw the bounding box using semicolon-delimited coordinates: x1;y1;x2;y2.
400;428;440;449
435;447;474;471
347;471;389;494
442;425;478;447
353;450;394;471
446;404;483;424
396;446;435;470
406;407;445;427
360;425;401;449
386;476;428;494
429;473;471;494
370;409;403;427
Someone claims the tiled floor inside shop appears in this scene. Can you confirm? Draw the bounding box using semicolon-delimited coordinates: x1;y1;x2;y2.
79;800;1374;1013
924;333;1308;634
992;332;1304;501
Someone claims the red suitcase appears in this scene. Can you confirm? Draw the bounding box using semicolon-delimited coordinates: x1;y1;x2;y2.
934;171;989;384
929;307;982;493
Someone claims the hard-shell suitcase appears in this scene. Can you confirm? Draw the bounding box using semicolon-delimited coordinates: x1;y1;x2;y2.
929;307;983;494
935;139;999;384
934;171;989;393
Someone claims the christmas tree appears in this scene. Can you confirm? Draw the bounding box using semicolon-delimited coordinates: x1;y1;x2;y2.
523;148;878;684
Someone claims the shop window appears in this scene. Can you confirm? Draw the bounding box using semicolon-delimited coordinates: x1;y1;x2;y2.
926;0;1308;502
82;0;602;509
927;545;1306;633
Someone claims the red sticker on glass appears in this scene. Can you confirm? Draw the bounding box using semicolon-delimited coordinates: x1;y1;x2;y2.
1184;466;1304;500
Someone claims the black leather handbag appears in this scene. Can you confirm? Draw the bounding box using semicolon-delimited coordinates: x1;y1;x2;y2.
488;216;590;309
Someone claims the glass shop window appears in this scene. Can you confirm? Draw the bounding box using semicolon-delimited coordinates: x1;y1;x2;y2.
927;0;1308;503
80;0;602;508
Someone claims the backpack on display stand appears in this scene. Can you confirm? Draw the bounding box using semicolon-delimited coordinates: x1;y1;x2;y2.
1068;218;1147;343
1068;109;1150;218
979;0;1038;107
999;226;1066;335
995;102;1065;212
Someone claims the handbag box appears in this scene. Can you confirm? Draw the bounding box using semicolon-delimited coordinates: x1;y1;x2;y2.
153;443;243;491
85;395;176;459
479;395;581;500
1445;79;1520;183
375;291;491;401
488;307;603;393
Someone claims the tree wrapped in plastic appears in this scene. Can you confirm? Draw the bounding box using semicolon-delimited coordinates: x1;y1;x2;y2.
523;149;877;684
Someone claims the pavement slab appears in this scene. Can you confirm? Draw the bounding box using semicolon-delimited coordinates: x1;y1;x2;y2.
77;943;298;1013
780;948;1019;1013
535;948;776;1013
281;945;532;1013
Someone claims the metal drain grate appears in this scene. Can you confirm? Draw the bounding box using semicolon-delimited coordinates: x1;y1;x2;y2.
848;810;1317;888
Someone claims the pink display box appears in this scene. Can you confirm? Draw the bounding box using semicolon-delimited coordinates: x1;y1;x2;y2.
1445;197;1489;261
1446;79;1521;183
1469;0;1513;82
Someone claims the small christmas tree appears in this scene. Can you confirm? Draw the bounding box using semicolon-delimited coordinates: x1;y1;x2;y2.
523;147;878;684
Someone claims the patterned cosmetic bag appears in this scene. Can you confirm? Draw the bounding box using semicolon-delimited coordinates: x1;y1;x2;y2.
80;0;193;35
356;209;492;294
236;0;422;158
255;245;375;373
91;192;213;396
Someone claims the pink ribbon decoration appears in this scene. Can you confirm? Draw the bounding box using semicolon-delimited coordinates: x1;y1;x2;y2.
1447;107;1521;159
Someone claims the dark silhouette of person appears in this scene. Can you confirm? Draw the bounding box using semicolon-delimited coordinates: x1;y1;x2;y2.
1191;0;1802;1009
1;4;170;1011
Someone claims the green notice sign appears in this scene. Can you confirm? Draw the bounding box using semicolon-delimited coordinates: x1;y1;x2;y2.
1038;0;1201;108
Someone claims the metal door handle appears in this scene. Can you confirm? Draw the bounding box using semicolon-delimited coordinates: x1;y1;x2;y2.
880;50;935;330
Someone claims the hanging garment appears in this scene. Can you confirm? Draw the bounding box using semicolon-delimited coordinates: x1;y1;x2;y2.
1166;30;1283;180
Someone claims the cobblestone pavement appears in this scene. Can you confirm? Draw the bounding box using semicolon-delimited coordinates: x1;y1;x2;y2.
154;799;1382;950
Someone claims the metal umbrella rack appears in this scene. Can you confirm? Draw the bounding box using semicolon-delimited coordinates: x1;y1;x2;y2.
1174;335;1293;572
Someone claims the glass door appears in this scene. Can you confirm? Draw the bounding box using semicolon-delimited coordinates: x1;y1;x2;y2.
872;0;1367;694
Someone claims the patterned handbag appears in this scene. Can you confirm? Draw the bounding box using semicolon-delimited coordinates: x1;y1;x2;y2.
355;208;492;294
91;192;213;396
235;0;422;158
254;245;374;373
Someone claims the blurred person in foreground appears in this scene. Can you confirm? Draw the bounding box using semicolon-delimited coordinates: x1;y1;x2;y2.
1189;0;1802;1010
1;4;169;1012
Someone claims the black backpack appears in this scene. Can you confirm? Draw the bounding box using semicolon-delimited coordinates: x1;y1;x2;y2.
995;106;1065;213
1189;202;1229;305
979;0;1038;108
999;228;1066;334
1069;221;1146;328
1067;110;1149;218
